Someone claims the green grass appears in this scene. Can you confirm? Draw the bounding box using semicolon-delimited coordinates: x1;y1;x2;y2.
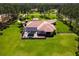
0;22;78;56
56;21;71;33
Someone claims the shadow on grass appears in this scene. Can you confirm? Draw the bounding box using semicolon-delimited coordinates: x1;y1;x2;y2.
0;31;3;36
21;38;46;40
75;37;79;56
75;51;79;56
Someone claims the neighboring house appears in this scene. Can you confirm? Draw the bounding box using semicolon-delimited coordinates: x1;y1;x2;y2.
0;14;12;23
0;14;13;30
22;19;56;39
31;8;38;12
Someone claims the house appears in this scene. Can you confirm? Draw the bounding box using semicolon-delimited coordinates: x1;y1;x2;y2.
0;14;14;30
22;19;56;39
0;14;12;23
31;8;38;12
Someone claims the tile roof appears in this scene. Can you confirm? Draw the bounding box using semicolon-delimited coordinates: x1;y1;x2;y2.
26;20;43;27
37;21;56;32
26;20;56;32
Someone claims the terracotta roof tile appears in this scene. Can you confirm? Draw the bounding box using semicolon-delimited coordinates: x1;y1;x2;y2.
37;21;56;32
26;20;56;32
26;20;43;27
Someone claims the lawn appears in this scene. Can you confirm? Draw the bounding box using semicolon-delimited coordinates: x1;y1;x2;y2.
0;22;78;56
56;21;71;33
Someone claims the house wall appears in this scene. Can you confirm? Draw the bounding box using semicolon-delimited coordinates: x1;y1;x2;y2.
37;31;56;37
46;32;52;37
46;31;56;37
37;31;46;36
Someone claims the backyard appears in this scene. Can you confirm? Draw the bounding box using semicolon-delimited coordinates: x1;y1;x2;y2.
0;20;78;56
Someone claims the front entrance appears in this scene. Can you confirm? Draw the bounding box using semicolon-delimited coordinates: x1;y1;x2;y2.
28;31;35;38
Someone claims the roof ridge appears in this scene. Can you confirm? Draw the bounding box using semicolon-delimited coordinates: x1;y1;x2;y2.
37;21;47;29
47;22;56;30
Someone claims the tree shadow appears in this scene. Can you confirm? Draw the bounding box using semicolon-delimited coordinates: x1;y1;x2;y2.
75;37;79;56
0;31;3;36
75;51;79;56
